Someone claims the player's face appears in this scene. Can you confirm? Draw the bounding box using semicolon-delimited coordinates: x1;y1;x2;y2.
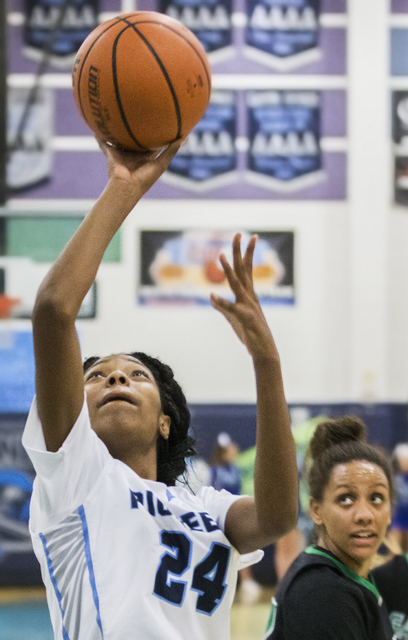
84;354;170;463
310;460;391;578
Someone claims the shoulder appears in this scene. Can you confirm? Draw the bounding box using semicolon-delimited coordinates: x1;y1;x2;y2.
372;555;408;614
287;563;361;601
280;557;367;617
273;564;371;640
372;555;408;582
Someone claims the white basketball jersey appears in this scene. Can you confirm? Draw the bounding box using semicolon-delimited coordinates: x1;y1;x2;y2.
22;398;246;640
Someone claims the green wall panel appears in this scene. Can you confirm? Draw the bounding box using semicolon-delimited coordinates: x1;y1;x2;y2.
6;217;121;262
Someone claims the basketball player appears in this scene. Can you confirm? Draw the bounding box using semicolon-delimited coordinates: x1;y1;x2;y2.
22;139;298;640
265;417;394;640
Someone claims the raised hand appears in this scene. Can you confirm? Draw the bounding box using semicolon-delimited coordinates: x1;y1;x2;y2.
210;233;278;361
98;138;186;196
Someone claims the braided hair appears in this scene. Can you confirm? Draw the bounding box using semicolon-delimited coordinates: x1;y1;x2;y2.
83;352;196;486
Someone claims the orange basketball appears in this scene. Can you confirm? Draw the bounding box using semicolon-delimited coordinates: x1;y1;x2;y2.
72;11;212;151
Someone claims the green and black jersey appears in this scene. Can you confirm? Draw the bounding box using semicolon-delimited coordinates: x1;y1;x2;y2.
372;554;408;639
265;545;393;640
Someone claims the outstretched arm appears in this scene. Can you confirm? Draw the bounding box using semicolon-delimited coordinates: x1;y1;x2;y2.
32;141;183;452
211;234;298;554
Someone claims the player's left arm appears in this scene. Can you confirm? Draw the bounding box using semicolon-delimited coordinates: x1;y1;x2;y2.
211;234;298;554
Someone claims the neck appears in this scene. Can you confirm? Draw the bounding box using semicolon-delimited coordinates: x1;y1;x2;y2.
316;536;372;579
116;448;158;481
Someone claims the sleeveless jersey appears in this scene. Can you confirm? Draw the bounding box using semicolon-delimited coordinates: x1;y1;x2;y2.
265;545;393;640
22;397;253;640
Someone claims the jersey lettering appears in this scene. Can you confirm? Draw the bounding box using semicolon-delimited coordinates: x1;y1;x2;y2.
129;489;220;532
390;611;408;639
191;542;230;614
153;532;231;615
154;531;192;606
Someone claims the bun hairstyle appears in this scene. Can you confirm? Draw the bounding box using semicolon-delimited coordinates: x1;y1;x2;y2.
306;416;394;503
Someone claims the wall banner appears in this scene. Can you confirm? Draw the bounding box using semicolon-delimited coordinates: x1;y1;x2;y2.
0;412;42;586
0;331;35;413
23;0;99;65
138;230;295;306
158;0;233;61
0;257;96;319
7;87;54;192
163;91;238;191
246;90;324;192
244;0;321;71
392;91;408;206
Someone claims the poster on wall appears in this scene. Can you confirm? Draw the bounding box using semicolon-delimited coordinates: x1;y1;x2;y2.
0;257;97;319
7;88;345;200
0;412;41;585
7;87;54;192
391;1;408;13
140;0;346;74
158;0;234;63
0;330;35;413
244;0;321;71
163;91;239;191
245;90;324;192
392;91;408;206
6;0;347;202
138;230;295;305
23;0;99;65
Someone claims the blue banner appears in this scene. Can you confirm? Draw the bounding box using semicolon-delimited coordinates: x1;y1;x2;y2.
246;90;322;187
165;91;238;188
159;0;233;55
0;331;35;413
245;0;320;68
23;0;99;64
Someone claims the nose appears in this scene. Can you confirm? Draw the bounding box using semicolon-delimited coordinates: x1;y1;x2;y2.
106;370;129;386
354;500;373;524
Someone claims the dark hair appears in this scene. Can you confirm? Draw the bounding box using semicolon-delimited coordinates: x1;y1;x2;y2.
305;416;394;503
83;352;196;486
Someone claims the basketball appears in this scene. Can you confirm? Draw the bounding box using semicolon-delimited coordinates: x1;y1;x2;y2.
72;12;212;150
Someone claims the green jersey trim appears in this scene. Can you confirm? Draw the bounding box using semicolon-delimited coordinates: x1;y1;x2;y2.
264;597;278;638
305;546;382;603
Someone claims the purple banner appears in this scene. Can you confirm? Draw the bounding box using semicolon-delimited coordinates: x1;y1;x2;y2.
392;0;408;13
11;88;346;200
158;0;233;57
23;0;99;66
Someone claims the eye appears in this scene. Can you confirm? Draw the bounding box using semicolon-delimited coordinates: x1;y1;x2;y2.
371;493;385;505
338;493;354;506
131;369;149;379
86;370;104;381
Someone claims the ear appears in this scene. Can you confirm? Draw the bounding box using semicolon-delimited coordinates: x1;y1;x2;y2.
310;497;323;527
159;414;171;440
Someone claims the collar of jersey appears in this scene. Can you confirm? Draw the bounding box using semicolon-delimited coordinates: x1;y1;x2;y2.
305;545;382;603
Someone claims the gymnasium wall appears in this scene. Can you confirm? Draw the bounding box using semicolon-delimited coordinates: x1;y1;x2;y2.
4;0;408;587
1;1;408;410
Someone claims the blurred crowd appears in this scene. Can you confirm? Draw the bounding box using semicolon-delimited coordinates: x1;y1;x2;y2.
183;414;408;605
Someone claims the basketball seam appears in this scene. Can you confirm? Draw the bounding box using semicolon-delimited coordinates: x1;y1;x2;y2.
119;16;211;97
75;19;122;128
120;17;182;141
112;25;148;149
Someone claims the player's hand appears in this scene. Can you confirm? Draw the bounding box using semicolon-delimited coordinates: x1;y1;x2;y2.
210;233;278;360
97;137;186;196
